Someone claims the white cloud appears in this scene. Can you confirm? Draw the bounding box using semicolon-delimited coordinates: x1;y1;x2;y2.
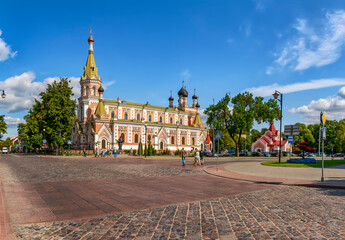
4;117;25;127
254;0;265;12
246;78;345;97
240;22;252;37
0;72;80;113
269;10;345;73
103;80;116;89
181;69;191;80
0;29;17;62
289;86;345;123
266;66;273;75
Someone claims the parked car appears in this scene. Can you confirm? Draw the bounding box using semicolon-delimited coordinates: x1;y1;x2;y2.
333;153;344;157
262;152;271;157
270;150;279;157
240;151;252;156
227;150;236;156
203;151;213;157
253;152;264;157
214;151;228;157
2;147;8;154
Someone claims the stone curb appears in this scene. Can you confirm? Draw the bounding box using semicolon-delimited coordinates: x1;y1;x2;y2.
203;163;345;190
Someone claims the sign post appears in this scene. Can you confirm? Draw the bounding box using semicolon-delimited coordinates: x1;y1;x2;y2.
67;140;72;155
321;112;326;182
43;139;47;155
215;131;222;171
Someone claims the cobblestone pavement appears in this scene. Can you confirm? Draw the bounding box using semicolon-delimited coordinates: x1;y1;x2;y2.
0;155;203;183
13;186;345;239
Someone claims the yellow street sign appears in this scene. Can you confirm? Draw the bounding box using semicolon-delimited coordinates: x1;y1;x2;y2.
322;112;326;125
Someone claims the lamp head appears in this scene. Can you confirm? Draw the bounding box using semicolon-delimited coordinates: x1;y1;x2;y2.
273;91;280;100
1;91;5;99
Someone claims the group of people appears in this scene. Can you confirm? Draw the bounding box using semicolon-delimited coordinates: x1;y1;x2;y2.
94;148;118;157
180;148;204;166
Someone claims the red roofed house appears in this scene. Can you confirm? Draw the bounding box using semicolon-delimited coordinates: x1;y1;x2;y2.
251;123;291;153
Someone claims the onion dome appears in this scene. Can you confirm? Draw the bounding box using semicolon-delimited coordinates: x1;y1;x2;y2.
98;85;104;93
192;88;198;99
178;86;188;97
88;28;94;42
196;102;200;108
169;95;174;101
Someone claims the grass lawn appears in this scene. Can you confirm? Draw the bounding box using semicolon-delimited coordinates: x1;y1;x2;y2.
262;160;345;168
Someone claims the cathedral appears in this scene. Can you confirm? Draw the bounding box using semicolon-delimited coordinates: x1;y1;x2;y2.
72;32;210;152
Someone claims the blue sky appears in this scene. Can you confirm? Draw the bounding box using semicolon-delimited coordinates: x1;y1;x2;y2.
2;0;345;138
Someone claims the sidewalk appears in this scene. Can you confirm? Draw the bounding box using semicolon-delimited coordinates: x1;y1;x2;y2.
204;161;345;189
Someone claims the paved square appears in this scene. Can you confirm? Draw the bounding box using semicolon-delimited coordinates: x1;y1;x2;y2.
1;155;345;239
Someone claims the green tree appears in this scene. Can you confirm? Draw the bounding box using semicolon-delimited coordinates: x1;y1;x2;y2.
21;78;76;153
204;92;280;156
0;115;7;140
293;123;315;148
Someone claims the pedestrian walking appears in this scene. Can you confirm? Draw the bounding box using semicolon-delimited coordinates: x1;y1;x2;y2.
130;148;133;156
113;147;117;157
181;148;186;166
193;148;201;166
100;149;103;157
83;147;87;157
104;149;108;157
95;148;99;157
200;149;204;165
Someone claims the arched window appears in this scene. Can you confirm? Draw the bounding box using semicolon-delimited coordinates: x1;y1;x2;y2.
86;87;89;96
102;139;106;149
201;143;204;151
160;141;164;150
93;87;96;95
124;113;128;120
121;133;125;142
171;136;175;144
192;138;195;145
182;137;185;145
180;118;183;125
170;118;173;124
111;111;115;118
135;134;138;143
137;113;140;120
149;115;152;122
159;116;162;123
148;135;151;141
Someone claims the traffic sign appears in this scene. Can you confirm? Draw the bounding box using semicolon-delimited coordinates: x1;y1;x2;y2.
67;140;72;145
321;112;326;125
215;131;222;140
43;139;47;144
284;125;299;136
323;127;326;139
288;135;293;143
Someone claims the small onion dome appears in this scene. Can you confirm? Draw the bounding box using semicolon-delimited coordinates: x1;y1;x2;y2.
98;85;104;93
178;86;188;97
196;102;200;108
169;95;174;101
88;35;94;42
192;94;198;100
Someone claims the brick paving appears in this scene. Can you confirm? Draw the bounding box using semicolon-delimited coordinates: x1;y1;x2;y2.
1;155;345;239
13;186;345;239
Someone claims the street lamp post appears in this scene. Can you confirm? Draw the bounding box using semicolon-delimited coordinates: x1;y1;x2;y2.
176;120;180;152
43;128;46;155
273;90;283;163
145;122;147;158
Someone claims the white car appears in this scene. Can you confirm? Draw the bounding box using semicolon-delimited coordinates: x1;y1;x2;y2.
2;147;8;154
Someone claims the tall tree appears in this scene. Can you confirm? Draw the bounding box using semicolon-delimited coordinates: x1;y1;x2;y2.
0;115;7;140
204;92;280;156
20;78;76;152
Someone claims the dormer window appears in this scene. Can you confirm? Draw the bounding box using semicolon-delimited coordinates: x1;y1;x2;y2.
91;65;95;71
